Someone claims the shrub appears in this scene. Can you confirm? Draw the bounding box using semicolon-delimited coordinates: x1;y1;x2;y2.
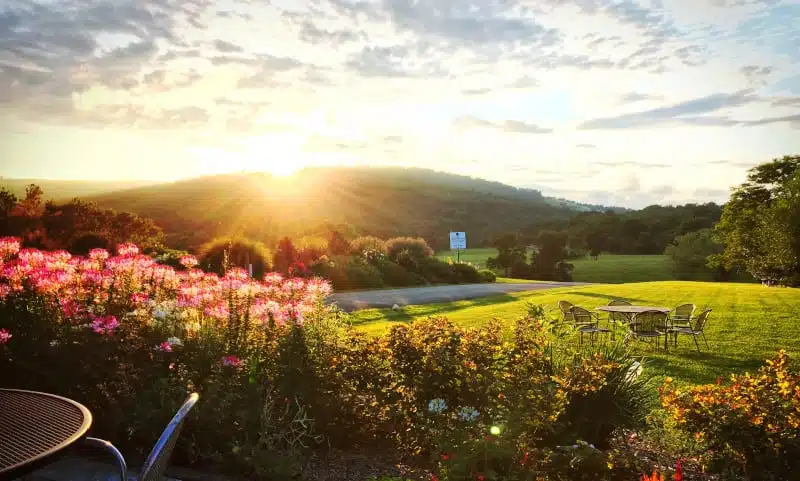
351;236;387;256
553;344;651;449
375;259;418;287
479;269;497;283
418;258;456;284
198;236;272;278
385;237;434;269
660;350;800;481
449;262;483;284
311;257;384;291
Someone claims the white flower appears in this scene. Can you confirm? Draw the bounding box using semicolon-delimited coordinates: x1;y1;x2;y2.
458;406;480;422
428;398;447;414
50;340;59;347
167;337;183;347
153;306;170;320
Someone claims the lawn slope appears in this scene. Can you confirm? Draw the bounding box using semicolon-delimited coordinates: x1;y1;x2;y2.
349;281;800;385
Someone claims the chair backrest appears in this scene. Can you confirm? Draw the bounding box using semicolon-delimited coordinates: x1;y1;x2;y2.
570;306;594;325
608;299;632;306
692;309;712;332
632;310;668;333
558;300;574;321
140;393;200;481
673;303;696;321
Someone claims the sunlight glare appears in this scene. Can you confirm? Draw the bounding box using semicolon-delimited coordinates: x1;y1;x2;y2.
240;133;308;177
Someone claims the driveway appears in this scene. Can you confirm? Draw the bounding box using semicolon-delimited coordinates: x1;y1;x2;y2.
328;282;590;312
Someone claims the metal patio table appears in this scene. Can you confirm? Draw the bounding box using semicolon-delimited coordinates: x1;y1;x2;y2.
595;305;672;351
0;389;92;481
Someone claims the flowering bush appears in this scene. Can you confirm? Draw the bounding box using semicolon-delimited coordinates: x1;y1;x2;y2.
661;350;800;480
0;237;332;466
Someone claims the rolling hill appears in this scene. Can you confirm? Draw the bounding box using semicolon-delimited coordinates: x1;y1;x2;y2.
62;167;613;251
0;178;155;200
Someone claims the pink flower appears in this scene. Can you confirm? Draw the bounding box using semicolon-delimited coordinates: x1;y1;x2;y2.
0;328;11;344
130;292;149;305
116;243;139;257
60;299;82;317
156;341;172;352
0;237;20;258
204;301;230;320
89;248;110;262
91;315;119;335
179;255;198;268
222;355;242;367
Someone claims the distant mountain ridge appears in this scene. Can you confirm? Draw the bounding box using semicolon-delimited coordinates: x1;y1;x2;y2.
0;167;625;250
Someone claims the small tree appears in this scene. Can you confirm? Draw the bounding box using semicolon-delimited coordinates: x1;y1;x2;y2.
327;230;351;255
273;237;298;274
531;231;570;281
486;233;527;277
664;228;726;281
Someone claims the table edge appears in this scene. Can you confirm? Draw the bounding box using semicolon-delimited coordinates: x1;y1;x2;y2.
0;389;93;478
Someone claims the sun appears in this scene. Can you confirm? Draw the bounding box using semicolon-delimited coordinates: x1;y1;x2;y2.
240;133;308;177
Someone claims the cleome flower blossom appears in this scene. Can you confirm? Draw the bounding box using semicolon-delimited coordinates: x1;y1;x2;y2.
222;355;243;367
0;239;332;354
0;328;11;344
91;315;120;335
179;255;198;268
458;406;480;423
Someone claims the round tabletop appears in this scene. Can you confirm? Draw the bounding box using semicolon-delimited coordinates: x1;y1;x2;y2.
0;389;93;480
595;305;671;314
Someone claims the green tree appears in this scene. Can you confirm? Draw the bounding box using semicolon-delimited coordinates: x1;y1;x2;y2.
664;228;726;281
716;155;800;286
486;233;528;277
531;231;571;281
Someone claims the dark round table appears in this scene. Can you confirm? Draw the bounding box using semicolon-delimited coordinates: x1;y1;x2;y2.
0;389;92;480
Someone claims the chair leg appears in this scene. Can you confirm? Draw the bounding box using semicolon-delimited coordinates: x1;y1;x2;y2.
702;331;709;349
693;335;700;353
85;437;128;481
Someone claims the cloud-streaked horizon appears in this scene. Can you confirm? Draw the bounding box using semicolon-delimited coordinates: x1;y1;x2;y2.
1;0;799;208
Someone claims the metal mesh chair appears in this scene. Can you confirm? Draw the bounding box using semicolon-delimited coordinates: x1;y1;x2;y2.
607;299;632;325
558;300;575;323
671;303;696;329
570;306;610;345
669;309;711;352
28;393;199;481
628;310;668;350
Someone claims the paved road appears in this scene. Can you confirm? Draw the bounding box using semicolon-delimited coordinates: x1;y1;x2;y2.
328;282;590;312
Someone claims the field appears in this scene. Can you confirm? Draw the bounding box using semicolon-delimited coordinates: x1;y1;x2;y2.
436;248;674;283
349;281;800;385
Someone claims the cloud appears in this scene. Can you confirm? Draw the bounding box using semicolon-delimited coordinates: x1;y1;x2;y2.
344;44;447;78
579;90;758;129
594;161;671;169
453;116;553;134
707;159;758;168
213;39;244;53
619;92;665;104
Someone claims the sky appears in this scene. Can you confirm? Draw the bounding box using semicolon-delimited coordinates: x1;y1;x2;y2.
1;0;799;209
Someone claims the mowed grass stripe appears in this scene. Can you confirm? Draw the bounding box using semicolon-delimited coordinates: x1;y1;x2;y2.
435;249;674;284
348;281;800;385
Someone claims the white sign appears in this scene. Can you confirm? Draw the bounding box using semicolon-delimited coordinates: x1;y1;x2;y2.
449;231;467;250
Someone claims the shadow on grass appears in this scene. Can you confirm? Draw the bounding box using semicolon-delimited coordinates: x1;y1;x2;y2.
557;291;649;304
348;293;519;326
644;351;764;385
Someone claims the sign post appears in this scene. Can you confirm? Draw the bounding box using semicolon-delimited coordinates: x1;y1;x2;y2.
449;232;467;263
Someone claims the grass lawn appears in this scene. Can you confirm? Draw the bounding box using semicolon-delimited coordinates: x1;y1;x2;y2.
349;281;800;386
571;254;674;283
436;248;674;284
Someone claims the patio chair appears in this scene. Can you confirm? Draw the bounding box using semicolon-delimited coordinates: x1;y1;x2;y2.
30;393;199;481
671;303;696;329
570;306;611;345
628;310;669;350
558;300;575;322
669;309;711;352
